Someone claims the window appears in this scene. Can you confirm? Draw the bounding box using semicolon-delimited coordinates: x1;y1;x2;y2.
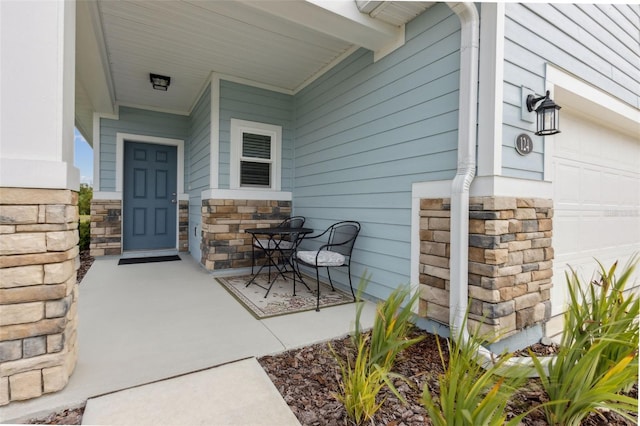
230;119;281;190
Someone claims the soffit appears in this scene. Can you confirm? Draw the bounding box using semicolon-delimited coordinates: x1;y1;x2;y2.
79;1;434;117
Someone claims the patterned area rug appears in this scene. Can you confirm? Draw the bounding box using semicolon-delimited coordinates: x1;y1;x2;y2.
216;273;354;319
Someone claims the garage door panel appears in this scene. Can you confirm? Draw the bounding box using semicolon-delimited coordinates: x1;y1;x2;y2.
554;214;580;254
552;111;640;317
620;176;640;204
581;168;601;204
555;164;581;203
601;173;619;204
580;217;605;251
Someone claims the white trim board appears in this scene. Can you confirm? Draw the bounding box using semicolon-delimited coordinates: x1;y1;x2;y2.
477;2;504;177
201;189;292;201
543;64;640;182
411;177;553;200
210;75;221;189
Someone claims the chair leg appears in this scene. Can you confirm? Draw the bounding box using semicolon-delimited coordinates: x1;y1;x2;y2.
326;268;336;291
347;264;356;302
292;259;297;297
251;244;255;275
315;267;321;312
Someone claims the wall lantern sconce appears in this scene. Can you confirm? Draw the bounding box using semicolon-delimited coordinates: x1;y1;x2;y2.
150;73;171;91
526;90;561;136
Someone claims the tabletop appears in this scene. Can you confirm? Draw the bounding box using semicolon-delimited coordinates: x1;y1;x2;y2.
245;227;313;236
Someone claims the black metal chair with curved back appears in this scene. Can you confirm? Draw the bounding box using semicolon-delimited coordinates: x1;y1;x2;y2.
293;221;360;311
251;216;306;277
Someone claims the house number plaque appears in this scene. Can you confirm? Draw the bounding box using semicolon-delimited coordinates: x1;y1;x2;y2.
515;133;533;156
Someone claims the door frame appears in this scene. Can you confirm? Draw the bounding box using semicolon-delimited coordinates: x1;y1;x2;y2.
116;132;185;252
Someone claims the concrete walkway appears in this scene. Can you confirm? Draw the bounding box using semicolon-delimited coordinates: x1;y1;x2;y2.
81;359;301;425
1;255;376;424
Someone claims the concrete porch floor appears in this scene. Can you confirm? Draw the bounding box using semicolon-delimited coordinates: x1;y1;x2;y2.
1;254;376;423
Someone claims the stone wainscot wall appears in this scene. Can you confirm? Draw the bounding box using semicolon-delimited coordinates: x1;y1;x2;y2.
0;188;79;406
90;199;189;256
89;199;121;257
201;199;291;271
418;197;554;340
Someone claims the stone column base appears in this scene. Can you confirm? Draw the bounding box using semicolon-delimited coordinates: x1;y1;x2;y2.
201;199;291;271
0;188;79;406
89;199;122;256
418;196;553;342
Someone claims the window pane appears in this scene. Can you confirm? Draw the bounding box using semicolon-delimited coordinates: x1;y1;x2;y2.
240;161;270;187
242;133;271;159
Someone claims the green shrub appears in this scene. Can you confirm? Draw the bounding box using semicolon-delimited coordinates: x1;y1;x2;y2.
332;276;422;425
78;183;93;216
364;282;424;370
331;336;390;425
421;315;528;426
530;257;639;425
78;219;90;251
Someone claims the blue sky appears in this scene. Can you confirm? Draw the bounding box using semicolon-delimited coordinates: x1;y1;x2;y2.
75;128;93;185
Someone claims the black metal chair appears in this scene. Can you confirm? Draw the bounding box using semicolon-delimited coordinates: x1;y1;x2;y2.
251;216;306;277
293;221;360;311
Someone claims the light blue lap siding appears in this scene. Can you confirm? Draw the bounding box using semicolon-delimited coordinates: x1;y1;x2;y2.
293;3;462;301
99;107;189;191
503;3;640;179
218;80;294;191
188;85;211;259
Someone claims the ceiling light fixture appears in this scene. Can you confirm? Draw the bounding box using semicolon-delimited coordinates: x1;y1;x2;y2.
150;73;171;91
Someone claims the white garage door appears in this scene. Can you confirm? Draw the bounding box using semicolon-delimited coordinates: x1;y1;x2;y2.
551;110;640;316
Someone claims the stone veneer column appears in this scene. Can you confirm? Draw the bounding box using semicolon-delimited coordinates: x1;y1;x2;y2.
89;199;122;257
179;200;189;252
0;188;79;405
201;199;291;271
419;197;553;341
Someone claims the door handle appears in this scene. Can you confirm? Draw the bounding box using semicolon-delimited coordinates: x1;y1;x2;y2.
171;192;177;204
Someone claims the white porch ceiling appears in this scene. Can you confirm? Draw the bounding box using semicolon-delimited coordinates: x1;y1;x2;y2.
75;0;433;142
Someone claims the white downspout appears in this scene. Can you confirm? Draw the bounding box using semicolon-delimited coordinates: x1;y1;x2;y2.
446;2;550;375
446;0;481;341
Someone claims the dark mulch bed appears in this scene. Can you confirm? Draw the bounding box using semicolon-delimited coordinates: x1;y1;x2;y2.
258;329;637;426
25;407;85;425
77;250;94;283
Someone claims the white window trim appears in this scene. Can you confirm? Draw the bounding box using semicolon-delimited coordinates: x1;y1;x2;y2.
230;118;282;191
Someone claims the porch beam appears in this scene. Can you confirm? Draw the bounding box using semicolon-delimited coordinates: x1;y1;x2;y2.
76;0;116;119
238;0;402;53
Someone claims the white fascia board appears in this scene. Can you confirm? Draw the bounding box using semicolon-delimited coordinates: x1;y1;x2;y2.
239;0;402;53
75;0;115;115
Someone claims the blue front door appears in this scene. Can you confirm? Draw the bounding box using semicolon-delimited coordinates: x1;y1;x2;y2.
123;142;177;251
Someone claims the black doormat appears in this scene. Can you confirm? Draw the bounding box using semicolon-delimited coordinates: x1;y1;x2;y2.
118;255;181;265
